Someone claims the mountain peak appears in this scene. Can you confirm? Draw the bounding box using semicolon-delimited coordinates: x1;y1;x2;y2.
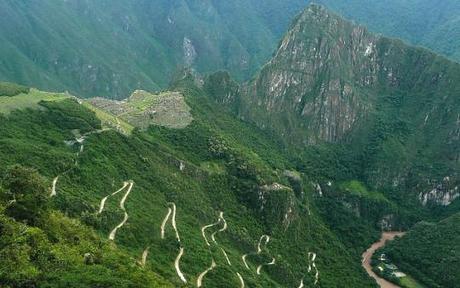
242;4;380;144
300;3;337;18
240;3;459;145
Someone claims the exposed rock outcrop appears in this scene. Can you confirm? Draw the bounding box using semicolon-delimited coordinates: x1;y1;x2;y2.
419;177;460;206
241;4;378;143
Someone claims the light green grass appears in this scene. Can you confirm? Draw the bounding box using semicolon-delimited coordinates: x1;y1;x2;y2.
123;90;193;129
339;180;390;202
125;90;162;111
0;89;69;114
400;275;426;288
81;101;134;135
200;161;226;174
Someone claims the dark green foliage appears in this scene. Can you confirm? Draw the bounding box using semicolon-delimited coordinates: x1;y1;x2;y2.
2;0;459;99
203;71;241;113
40;99;101;133
1;165;49;225
0;82;29;97
0;83;377;287
382;213;460;288
0;3;459;286
0;203;173;287
238;4;460;230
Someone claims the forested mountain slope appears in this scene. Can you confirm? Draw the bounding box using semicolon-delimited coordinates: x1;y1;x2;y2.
1;3;459;287
235;4;460;216
381;213;460;288
0;76;378;287
1;0;460;99
0;166;174;288
0;0;308;99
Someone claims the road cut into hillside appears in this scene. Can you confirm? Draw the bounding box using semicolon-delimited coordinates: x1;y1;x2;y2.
362;232;406;288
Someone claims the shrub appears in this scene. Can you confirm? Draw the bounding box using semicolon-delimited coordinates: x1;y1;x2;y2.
1;165;49;225
0;82;30;97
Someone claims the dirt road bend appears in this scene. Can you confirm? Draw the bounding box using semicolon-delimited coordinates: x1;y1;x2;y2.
98;181;129;214
108;181;134;240
362;232;406;288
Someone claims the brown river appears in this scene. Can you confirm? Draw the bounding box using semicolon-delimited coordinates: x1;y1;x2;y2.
362;232;406;288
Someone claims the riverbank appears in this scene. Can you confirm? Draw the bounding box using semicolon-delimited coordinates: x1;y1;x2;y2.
362;232;406;288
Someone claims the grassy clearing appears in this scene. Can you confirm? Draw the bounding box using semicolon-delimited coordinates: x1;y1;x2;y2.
339;180;390;202
400;275;426;288
81;101;134;135
0;89;69;114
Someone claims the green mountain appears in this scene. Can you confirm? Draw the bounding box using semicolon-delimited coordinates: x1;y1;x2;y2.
0;74;380;287
236;4;460;215
0;166;173;288
2;0;460;100
1;3;459;288
0;0;309;99
381;213;460;288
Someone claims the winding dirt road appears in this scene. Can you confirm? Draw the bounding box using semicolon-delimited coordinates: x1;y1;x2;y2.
98;181;129;214
169;202;180;242
362;232;406;288
242;254;250;270
241;234;277;277
308;252;319;284
197;211;231;285
160;207;172;239
312;261;319;284
257;235;270;253
160;203;186;283
139;247;149;267
175;247;187;283
201;216;221;246
211;212;227;244
236;272;245;288
256;257;275;275
108;181;134;240
197;259;216;287
50;176;59;197
255;235;275;275
221;247;232;266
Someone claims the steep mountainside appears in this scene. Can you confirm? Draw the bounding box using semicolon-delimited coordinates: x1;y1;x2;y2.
2;0;460;100
1;3;460;287
0;77;379;287
237;5;460;212
381;213;460;288
0;166;174;288
0;0;309;99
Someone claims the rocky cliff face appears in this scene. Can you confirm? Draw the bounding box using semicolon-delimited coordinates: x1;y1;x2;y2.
241;4;460;147
233;4;460;209
242;5;379;143
419;177;460;206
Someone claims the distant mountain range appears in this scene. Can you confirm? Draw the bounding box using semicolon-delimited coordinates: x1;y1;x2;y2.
0;0;459;98
0;0;308;98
